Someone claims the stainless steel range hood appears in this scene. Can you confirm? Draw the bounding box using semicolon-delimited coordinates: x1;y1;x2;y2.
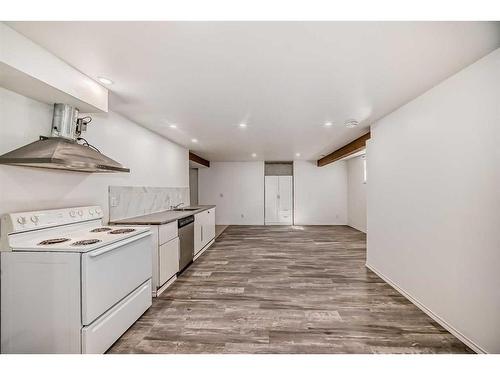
0;104;130;173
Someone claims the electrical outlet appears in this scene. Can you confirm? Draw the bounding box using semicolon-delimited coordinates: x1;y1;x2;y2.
241;214;244;218
219;193;224;198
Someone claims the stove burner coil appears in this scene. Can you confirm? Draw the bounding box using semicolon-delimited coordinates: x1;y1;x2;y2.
71;239;101;246
90;227;112;233
37;238;71;245
108;228;136;234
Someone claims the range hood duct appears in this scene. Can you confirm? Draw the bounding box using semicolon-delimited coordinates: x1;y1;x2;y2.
0;104;130;173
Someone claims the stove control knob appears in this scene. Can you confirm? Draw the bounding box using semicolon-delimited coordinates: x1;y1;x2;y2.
69;211;76;218
31;215;39;224
95;208;102;215
17;216;26;225
89;209;95;216
77;210;83;217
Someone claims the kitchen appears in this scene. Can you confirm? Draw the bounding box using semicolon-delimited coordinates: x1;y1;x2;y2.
1;11;500;373
0;101;218;353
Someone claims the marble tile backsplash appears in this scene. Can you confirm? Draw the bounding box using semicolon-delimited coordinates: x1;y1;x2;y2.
109;186;190;221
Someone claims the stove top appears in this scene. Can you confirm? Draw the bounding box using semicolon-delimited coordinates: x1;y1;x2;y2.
2;206;151;253
11;224;150;253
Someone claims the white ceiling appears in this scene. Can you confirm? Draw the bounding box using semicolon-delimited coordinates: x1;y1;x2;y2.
7;21;500;161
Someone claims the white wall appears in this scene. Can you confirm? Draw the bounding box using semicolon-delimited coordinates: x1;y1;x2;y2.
198;162;265;225
293;161;347;225
198;160;348;226
0;87;189;222
367;48;500;353
347;155;367;232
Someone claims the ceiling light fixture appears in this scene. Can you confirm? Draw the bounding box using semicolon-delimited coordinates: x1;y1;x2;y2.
324;121;333;127
191;138;198;143
169;124;177;129
345;119;359;128
296;153;301;157
251;153;257;158
97;77;113;85
239;123;247;128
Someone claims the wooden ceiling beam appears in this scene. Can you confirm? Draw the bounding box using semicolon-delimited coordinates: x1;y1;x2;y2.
189;151;210;168
317;132;370;167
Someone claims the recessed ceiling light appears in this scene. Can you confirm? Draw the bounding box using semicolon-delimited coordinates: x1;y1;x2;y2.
97;77;113;85
239;123;247;128
345;119;359;128
324;121;333;127
169;124;177;129
251;153;257;158
296;153;301;157
191;138;198;143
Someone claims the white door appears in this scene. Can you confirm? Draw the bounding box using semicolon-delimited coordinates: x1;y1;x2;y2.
278;176;293;224
265;176;279;224
265;175;293;225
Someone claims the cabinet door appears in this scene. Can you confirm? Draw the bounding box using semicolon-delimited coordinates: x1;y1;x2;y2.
194;213;203;254
278;176;293;224
265;176;279;224
159;237;179;286
204;208;215;244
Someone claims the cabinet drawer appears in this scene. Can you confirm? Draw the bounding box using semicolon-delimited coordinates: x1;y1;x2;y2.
159;221;178;245
82;279;151;354
159;237;179;286
81;232;152;325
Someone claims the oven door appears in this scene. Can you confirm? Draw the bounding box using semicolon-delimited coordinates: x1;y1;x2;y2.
81;231;152;326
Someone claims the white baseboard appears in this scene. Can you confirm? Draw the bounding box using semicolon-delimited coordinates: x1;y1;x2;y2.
154;275;177;298
365;262;487;354
194;238;214;261
347;223;366;233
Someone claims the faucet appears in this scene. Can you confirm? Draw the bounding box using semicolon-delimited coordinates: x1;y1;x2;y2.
171;202;184;209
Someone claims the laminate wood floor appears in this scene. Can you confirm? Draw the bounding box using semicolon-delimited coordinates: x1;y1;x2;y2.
108;225;473;354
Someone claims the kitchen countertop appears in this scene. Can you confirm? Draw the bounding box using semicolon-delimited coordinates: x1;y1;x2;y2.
109;205;216;225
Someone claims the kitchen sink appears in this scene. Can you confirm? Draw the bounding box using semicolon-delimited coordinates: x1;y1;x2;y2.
173;208;199;211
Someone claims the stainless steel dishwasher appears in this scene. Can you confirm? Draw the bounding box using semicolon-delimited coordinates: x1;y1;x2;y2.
178;215;195;273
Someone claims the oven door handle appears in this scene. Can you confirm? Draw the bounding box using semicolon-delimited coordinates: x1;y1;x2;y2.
88;231;152;258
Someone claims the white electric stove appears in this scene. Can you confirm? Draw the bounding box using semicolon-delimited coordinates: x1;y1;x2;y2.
0;206;153;354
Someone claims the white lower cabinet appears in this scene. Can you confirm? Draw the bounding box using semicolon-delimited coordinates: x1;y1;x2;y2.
151;221;180;296
194;208;216;255
205;209;215;242
159;237;179;285
194;216;203;255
